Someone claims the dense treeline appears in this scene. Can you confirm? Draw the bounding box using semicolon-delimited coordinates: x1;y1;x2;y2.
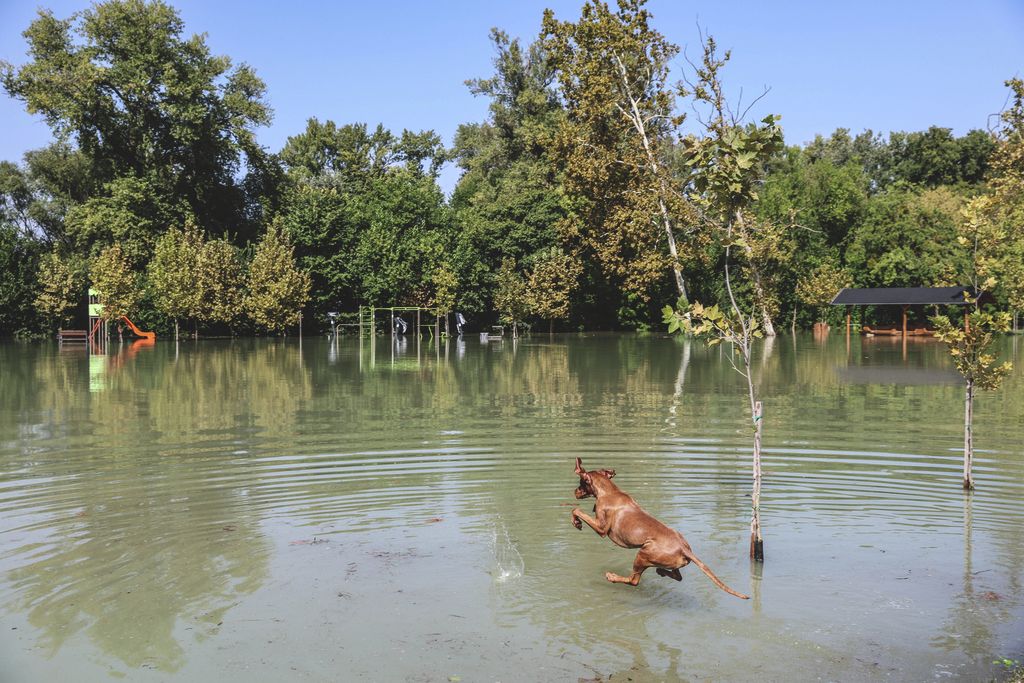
0;0;1021;338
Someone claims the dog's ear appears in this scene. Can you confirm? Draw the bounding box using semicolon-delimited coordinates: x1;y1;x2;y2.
574;457;585;476
599;468;616;479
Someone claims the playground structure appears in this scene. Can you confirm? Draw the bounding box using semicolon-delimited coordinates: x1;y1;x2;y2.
357;305;444;338
84;287;156;345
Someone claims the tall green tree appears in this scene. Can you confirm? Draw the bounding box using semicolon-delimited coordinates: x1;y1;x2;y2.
280;120;452;322
2;0;274;243
451;30;565;317
981;79;1024;320
542;0;696;302
0;225;42;336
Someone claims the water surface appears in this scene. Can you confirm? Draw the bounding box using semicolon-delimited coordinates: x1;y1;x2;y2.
1;333;1022;681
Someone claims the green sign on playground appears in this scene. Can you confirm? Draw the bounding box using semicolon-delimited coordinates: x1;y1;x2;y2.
88;288;103;318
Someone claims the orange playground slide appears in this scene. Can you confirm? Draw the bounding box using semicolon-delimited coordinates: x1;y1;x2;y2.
120;316;156;341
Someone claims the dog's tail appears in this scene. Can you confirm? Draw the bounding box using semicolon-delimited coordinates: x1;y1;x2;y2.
684;551;749;599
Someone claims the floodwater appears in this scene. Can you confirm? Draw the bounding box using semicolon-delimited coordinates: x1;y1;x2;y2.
0;332;1022;682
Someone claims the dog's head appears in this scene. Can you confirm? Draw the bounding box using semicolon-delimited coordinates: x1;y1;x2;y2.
574;457;615;499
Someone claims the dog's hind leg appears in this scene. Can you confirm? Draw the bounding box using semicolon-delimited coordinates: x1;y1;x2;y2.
656;567;682;581
605;550;655;586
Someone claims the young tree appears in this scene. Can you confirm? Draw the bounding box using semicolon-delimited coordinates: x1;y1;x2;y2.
931;308;1011;491
930;196;1013;490
432;264;459;337
243;222;311;334
796;262;852;325
494;257;530;338
90;243;140;329
927;78;1021;489
526;247;582;334
664;35;784;562
35;250;82;330
148;223;203;339
542;0;697;301
198;238;244;332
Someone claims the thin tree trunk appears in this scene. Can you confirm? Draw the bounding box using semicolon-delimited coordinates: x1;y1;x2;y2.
750;400;764;561
612;53;688;301
963;378;974;490
174;319;179;341
734;211;776;336
549;318;553;335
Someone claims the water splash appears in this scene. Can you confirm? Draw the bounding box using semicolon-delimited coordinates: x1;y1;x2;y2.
492;519;524;583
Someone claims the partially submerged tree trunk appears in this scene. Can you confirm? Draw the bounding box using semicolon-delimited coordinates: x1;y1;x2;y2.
963;378;974;491
750;401;764;561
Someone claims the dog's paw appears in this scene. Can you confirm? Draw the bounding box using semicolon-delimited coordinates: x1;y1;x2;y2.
571;509;582;529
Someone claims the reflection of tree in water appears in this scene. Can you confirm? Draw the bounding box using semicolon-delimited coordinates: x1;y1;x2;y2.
0;341;298;672
931;493;1013;666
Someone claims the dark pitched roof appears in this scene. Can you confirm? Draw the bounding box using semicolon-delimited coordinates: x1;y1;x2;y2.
830;286;976;306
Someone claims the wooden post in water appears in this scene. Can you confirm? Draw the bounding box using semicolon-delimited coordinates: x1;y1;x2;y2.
750;400;764;562
963;379;974;490
901;305;908;337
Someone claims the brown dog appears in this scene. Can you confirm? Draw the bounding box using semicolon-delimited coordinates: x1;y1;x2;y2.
571;457;748;599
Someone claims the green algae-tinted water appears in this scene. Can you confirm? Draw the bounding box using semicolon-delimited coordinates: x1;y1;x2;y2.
1;333;1022;681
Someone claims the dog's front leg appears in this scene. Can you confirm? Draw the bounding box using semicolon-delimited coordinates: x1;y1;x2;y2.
571;508;609;537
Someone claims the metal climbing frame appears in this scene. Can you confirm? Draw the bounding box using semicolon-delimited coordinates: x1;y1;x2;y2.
358;305;442;338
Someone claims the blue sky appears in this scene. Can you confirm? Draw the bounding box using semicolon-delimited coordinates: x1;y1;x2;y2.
2;0;1022;194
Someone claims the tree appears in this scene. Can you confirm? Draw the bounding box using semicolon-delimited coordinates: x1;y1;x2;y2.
64;174;180;265
35;250;82;329
432;264;459;337
982;79;1024;323
198;238;244;331
931;309;1011;490
493;258;530;338
90;243;140;330
0;224;42;336
665;34;784;562
243;222;311;334
279;120;452;323
526;247;582;333
928;86;1018;488
796;262;852;324
845;186;967;291
542;0;697;302
2;0;273;240
147;222;202;339
451;30;565;317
